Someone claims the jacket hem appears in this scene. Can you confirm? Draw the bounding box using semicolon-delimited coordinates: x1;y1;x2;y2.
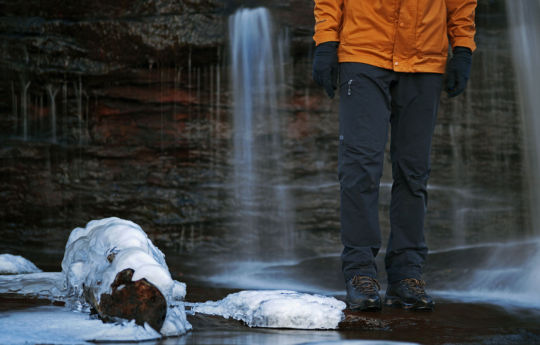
337;55;446;74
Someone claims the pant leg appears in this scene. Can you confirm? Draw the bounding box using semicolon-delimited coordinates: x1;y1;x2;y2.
385;72;443;284
338;62;394;282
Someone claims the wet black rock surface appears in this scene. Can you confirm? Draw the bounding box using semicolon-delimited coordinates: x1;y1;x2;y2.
0;0;528;261
2;282;540;345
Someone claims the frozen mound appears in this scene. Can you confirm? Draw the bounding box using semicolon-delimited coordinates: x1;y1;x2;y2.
0;254;42;274
191;290;346;329
61;217;191;336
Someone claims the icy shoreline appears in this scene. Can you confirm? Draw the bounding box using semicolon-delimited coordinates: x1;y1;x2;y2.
1;217;192;342
1;217;349;344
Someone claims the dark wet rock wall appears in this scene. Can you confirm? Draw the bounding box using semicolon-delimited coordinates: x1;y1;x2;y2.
0;0;528;267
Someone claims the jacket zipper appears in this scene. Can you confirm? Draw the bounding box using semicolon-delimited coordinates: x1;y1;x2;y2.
347;79;353;96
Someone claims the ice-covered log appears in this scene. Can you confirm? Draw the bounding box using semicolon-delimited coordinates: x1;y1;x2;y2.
62;217;190;335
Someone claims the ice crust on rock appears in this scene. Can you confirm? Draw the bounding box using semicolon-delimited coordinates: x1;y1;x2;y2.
191;290;346;329
0;254;42;274
61;217;191;336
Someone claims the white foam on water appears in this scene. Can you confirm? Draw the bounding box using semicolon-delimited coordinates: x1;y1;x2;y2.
0;254;42;274
203;259;343;295
433;289;540;310
428;238;540;254
446;239;540;309
190;290;346;329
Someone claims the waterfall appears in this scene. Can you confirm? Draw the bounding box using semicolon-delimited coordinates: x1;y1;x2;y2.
46;85;59;143
499;0;540;302
21;80;31;140
229;7;294;259
453;0;540;307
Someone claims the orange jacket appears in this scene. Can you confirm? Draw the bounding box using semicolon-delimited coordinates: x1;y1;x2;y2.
313;0;477;73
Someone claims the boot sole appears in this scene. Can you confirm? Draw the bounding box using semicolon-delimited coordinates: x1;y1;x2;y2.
384;296;434;311
347;301;382;312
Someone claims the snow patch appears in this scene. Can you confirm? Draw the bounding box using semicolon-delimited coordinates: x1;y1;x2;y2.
0;254;42;274
61;217;191;336
191;290;346;329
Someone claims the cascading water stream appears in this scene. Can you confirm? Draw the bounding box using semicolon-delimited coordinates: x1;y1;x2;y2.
228;7;294;260
485;0;540;301
441;0;540;307
46;84;58;143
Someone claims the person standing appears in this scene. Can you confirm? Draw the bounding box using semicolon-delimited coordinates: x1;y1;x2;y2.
312;0;477;311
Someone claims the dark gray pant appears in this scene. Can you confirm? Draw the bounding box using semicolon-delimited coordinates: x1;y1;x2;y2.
338;62;443;284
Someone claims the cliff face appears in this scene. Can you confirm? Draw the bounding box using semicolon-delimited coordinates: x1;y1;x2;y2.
0;0;528;267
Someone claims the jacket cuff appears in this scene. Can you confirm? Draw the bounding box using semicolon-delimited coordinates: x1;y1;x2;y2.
451;37;477;53
313;32;340;46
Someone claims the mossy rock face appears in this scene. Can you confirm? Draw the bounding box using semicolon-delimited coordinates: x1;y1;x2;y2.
85;268;167;331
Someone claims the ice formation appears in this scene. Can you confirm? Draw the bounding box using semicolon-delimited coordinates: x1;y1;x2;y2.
0;253;42;274
0;272;65;300
61;217;191;335
298;341;419;345
191;290;346;329
0;306;162;344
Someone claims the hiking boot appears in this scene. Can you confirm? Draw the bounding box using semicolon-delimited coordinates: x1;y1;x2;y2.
346;275;382;311
384;278;434;310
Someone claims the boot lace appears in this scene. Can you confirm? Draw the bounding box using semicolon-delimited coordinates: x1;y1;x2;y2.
351;276;381;293
401;278;427;296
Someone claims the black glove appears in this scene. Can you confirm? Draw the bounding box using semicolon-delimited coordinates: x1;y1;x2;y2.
312;41;339;99
446;46;472;98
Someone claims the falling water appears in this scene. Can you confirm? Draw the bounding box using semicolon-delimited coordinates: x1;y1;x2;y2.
21;80;30;140
450;0;540;307
214;63;221;172
39;94;44;135
46;84;58;143
501;0;540;300
229;7;294;259
11;82;18;135
62;82;67;141
73;77;84;146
